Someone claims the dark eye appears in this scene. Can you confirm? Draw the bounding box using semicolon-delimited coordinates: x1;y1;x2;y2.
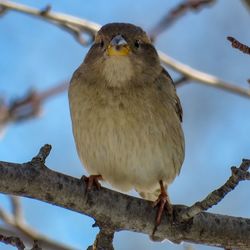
100;40;104;48
134;40;140;48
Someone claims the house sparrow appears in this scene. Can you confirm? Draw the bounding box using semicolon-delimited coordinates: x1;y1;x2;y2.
68;23;185;229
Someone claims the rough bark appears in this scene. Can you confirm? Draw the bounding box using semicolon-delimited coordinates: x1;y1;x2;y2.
0;147;249;249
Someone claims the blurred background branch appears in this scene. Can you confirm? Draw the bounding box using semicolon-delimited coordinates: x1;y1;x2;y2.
0;0;98;45
0;196;74;250
242;0;250;10
149;0;216;41
0;0;249;103
0;82;68;136
0;234;25;250
227;36;250;55
0;1;249;249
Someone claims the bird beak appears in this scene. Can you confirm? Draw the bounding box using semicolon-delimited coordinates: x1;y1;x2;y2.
107;35;130;56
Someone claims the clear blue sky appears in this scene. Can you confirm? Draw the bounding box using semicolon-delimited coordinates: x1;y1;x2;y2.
0;0;250;249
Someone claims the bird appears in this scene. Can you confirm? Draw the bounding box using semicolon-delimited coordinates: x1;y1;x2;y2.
68;23;185;230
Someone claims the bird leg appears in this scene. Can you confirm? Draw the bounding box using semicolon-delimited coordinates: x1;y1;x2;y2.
153;180;173;233
82;174;103;192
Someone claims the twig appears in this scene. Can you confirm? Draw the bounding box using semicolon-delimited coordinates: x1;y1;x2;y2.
0;234;25;250
227;36;250;55
10;196;23;224
180;159;250;221
0;0;99;45
0;197;73;250
174;76;189;87
39;5;51;16
31;240;42;250
242;0;250;10
159;51;250;98
149;0;215;40
88;226;115;250
0;1;249;99
31;144;52;164
0;82;68;127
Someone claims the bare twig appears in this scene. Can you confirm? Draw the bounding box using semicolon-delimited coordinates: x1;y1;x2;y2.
31;144;52;164
242;0;250;10
0;1;249;100
0;197;73;250
0;145;249;249
0;0;98;46
39;5;51;16
10;196;23;224
88;226;115;250
159;52;250;98
180;159;250;221
227;36;250;55
0;82;68;128
31;240;42;250
174;76;189;87
0;234;25;250
149;0;215;40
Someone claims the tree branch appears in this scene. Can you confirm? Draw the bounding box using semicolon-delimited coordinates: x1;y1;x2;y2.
0;196;74;250
179;159;250;221
0;82;68;136
0;0;99;45
0;227;72;250
0;0;249;99
159;51;250;98
227;36;250;55
149;0;216;40
87;226;115;250
10;196;23;224
0;145;249;249
0;234;25;250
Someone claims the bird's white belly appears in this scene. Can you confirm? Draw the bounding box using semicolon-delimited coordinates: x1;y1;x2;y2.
69;85;184;195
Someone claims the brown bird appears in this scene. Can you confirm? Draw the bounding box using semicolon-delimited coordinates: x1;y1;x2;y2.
68;23;185;230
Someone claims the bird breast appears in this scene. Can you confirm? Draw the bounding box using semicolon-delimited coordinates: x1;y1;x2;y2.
102;56;134;87
69;80;184;196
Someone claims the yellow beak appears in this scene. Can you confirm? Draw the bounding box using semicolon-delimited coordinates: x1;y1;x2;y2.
107;45;130;56
107;35;130;56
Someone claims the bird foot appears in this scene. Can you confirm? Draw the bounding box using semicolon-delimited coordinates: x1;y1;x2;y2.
152;181;173;235
82;175;102;193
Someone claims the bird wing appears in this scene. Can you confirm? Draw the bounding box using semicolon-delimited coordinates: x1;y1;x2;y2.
160;67;183;123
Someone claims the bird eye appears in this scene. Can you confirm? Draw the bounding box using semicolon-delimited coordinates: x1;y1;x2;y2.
134;40;140;48
100;40;104;48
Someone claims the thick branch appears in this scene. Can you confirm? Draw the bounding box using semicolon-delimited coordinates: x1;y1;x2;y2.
0;145;249;249
0;1;249;98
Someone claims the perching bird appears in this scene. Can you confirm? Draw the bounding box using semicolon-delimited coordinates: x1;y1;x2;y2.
68;23;185;228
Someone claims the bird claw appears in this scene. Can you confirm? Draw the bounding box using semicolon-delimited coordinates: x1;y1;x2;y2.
81;175;102;193
152;181;173;235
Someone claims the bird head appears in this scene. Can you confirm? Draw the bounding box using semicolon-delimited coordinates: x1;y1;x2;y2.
83;23;162;87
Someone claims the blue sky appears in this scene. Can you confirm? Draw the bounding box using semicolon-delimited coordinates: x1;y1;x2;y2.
0;0;250;249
